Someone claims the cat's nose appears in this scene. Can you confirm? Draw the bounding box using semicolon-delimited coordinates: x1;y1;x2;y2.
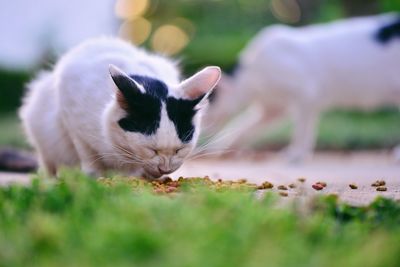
158;166;173;175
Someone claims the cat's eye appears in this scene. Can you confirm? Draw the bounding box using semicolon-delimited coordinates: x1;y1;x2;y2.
147;148;158;156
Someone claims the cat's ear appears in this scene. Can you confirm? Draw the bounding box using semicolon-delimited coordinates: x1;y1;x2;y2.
109;64;145;109
179;67;221;107
109;64;145;95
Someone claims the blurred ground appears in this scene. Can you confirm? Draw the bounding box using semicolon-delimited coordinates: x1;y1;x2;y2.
173;151;400;206
1;151;399;206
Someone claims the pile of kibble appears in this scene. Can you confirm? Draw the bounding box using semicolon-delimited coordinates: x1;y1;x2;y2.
348;180;387;191
97;176;308;196
98;176;388;196
98;176;260;194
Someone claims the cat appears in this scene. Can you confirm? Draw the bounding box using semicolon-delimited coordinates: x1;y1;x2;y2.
203;13;400;162
19;37;221;178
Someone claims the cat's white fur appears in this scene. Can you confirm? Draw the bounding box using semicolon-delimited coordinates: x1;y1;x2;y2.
20;37;221;178
204;14;400;162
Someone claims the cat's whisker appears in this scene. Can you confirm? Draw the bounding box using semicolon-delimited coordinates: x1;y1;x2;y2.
113;145;140;159
192;126;242;156
77;131;147;165
188;148;238;161
88;152;144;168
182;128;195;143
114;145;135;157
113;146;146;164
199;126;239;147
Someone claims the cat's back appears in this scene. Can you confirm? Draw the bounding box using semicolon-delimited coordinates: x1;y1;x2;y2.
241;13;399;65
54;37;180;117
56;37;179;86
56;37;145;76
238;14;400;106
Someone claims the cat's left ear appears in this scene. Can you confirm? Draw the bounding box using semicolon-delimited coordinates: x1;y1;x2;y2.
179;66;221;108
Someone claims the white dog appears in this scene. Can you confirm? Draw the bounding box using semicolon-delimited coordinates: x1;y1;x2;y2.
204;13;400;162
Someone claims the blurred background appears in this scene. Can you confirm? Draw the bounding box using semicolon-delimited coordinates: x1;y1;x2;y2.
1;0;400;153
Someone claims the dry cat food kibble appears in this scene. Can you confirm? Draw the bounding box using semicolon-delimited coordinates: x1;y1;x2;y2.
311;181;327;191
168;181;180;188
279;192;288;197
298;178;306;183
257;181;274;190
99;176;274;194
100;176;389;196
376;186;387;192
288;183;296;189
312;183;324;191
150;176;259;194
349;183;358;190
371;180;386;187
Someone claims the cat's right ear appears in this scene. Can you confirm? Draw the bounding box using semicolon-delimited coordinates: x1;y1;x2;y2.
109;65;145;109
109;64;145;95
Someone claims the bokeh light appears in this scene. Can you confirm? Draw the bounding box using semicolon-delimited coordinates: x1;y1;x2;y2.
171;17;196;37
151;24;189;56
115;0;149;20
119;17;152;45
270;0;301;24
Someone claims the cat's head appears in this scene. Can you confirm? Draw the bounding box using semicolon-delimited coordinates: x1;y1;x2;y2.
105;64;221;178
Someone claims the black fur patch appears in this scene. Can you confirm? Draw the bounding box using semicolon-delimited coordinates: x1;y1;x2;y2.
116;75;166;135
208;87;218;104
114;74;202;142
129;75;168;99
226;62;240;75
166;96;203;143
375;16;400;44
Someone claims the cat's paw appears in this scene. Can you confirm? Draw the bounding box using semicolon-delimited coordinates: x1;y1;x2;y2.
280;147;310;164
81;164;101;178
393;145;400;163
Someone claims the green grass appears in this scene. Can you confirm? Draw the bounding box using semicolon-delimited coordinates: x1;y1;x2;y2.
0;113;28;149
0;171;400;267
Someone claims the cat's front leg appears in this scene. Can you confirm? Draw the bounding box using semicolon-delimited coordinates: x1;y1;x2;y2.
72;137;105;177
284;105;319;163
393;145;400;162
81;165;100;177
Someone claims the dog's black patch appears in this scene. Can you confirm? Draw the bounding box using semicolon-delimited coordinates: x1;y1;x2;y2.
112;74;203;142
375;16;400;44
166;96;203;143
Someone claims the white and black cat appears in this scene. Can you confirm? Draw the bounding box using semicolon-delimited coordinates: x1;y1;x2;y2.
204;13;400;162
19;37;221;178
